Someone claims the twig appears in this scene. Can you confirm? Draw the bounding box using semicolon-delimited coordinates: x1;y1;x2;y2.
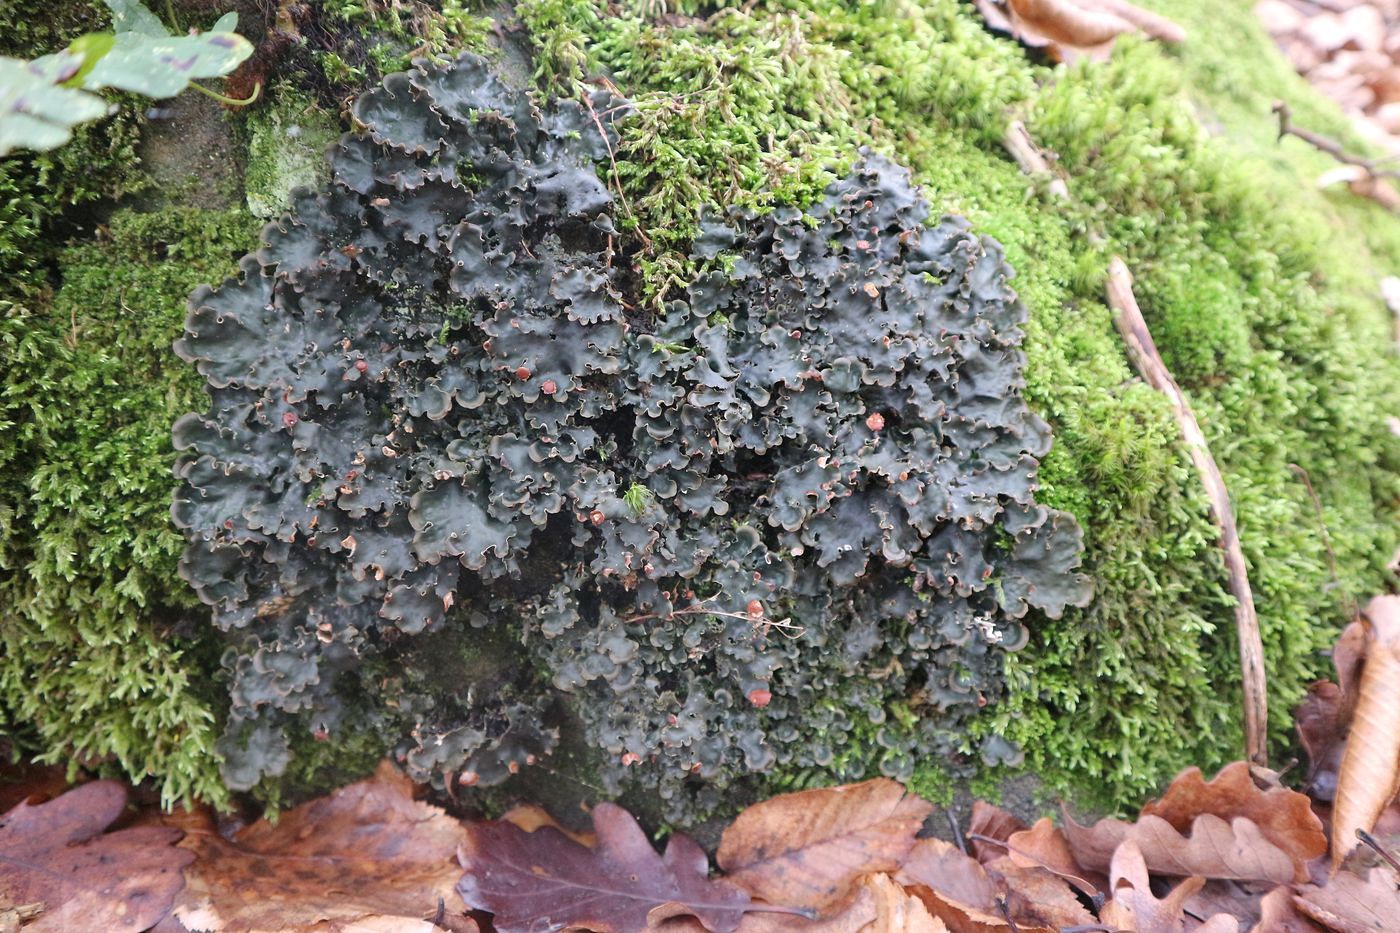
582;89;652;254
947;810;969;855
1272;101;1400;180
1106;257;1270;767
1357;828;1400;877
1002;120;1069;200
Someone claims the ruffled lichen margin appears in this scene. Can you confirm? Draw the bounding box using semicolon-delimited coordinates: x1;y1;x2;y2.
171;51;1092;821
2;0;1397;815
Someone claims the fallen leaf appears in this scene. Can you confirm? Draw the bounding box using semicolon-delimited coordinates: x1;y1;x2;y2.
174;761;471;933
1332;595;1400;869
1139;762;1327;869
966;802;1026;866
984;0;1185;61
1295;865;1400;932
1061;810;1300;883
1297;681;1348;802
731;884;876;932
0;780;193;932
500;802;596;848
984;858;1096;929
1003;817;1105;896
1253;885;1327;932
458;801;754;933
716;779;932;912
1098;840;1239;932
862;874;949;932
895;838;998;909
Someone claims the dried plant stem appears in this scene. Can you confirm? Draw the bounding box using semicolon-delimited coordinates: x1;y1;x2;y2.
1106;257;1269;767
1003;120;1070;200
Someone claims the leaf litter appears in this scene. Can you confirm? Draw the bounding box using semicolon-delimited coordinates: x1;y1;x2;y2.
8;604;1400;931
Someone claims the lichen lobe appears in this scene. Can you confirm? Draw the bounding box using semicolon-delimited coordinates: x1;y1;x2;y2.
172;52;1089;819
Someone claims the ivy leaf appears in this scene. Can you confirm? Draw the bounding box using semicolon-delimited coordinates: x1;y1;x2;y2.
457;802;755;932
0;780;194;930
0;54;110;156
102;0;169;37
80;29;252;99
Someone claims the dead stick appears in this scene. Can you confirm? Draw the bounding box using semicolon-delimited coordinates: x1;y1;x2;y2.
1003;120;1070;200
1106;257;1270;767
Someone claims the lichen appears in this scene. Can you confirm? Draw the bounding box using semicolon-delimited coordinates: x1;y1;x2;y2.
242;84;342;219
173;52;1088;821
511;0;1400;812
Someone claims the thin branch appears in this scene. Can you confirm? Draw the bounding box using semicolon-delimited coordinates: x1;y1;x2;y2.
1272;100;1400;179
1106;258;1270;767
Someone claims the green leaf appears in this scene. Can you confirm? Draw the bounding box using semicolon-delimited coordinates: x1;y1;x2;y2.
63;33;117;88
211;12;238;33
81;30;253;98
0;55;110;157
103;0;169;37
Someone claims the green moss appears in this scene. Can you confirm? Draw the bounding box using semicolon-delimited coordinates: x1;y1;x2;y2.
242;83;342;218
511;0;1400;812
0;207;258;807
320;0;496;85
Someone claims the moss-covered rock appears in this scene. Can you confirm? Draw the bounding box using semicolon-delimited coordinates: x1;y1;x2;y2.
2;0;1396;820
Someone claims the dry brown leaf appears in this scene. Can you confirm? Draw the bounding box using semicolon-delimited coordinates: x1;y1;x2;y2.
1098;840;1239;933
861;874;949;932
1295;865;1400;932
459;802;753;933
1061;810;1299;883
0;781;194;933
716;779;932;913
903;883;1018;933
1297;681;1348;802
1253;885;1328;932
731;883;877;932
983;858;1096;929
173;761;471;933
965;802;1026;866
1002;817;1105;897
1332;595;1400;869
895;838;998;910
499;802;596;848
1139;762;1327;869
999;0;1184;61
1010;0;1134;46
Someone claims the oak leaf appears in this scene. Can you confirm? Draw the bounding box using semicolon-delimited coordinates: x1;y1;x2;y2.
716;779;932;913
0;780;193;932
457;801;753;932
1003;817;1105;896
1139;762;1326;870
173;761;473;933
1332;595;1400;869
1252;885;1327;932
1294;866;1400;932
1061;810;1300;883
1097;840;1239;933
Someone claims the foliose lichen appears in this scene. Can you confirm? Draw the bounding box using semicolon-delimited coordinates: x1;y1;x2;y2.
172;52;1091;820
